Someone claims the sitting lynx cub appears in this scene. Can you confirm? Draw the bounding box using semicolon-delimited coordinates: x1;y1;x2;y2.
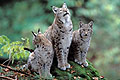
44;3;73;70
70;21;93;67
24;29;54;78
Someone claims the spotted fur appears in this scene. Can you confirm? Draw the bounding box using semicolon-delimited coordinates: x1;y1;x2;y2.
23;29;54;78
70;21;93;67
44;3;73;70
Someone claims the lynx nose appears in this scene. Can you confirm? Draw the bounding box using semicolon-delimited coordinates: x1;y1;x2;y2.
85;32;88;36
85;34;88;36
63;11;69;17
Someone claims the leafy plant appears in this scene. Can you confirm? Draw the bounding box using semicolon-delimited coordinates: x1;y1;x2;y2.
0;35;30;64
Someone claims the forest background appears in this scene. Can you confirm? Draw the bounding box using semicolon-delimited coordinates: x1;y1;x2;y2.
0;0;120;80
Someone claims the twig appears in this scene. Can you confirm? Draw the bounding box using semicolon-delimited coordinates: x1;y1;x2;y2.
0;76;15;80
2;59;10;65
3;58;12;66
0;64;33;76
7;59;12;66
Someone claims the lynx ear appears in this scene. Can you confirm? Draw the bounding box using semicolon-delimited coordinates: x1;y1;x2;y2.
79;21;84;28
32;31;37;37
52;6;58;14
88;21;93;28
62;2;67;8
38;29;41;33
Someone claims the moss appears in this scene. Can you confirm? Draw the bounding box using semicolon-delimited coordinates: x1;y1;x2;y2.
51;60;107;80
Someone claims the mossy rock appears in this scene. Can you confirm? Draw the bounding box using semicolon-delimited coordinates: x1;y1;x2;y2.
51;60;106;80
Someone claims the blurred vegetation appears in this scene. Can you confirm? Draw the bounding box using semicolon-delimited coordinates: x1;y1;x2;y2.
0;35;30;63
0;0;120;80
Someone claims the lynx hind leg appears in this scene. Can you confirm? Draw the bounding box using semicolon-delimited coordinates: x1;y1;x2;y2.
81;52;88;67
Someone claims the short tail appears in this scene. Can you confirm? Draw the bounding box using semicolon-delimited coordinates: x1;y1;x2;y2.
24;48;34;53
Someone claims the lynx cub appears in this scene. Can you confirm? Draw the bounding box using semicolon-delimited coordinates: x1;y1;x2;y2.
70;21;93;67
44;3;73;70
24;29;54;78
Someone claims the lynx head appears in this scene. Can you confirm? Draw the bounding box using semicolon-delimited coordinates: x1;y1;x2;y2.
32;29;43;47
79;21;93;38
32;29;50;48
52;3;70;23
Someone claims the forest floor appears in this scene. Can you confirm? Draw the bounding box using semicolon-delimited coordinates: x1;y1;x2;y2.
0;59;106;80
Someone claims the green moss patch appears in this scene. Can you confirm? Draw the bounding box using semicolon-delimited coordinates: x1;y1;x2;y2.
51;61;106;80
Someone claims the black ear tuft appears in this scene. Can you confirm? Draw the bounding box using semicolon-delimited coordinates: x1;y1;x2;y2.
79;21;84;28
88;21;93;28
32;31;36;37
38;29;40;33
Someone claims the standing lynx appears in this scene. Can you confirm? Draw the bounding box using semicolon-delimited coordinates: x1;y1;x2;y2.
44;3;73;70
24;29;54;78
70;21;93;67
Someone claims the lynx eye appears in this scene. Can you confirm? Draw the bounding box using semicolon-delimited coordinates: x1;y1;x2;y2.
59;9;62;12
37;45;39;48
55;10;57;12
83;29;85;31
36;37;39;41
88;29;90;31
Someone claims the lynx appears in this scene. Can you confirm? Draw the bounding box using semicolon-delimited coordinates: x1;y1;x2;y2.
69;21;93;67
23;29;54;78
44;3;73;70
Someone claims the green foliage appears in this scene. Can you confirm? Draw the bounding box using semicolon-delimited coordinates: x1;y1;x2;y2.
0;35;30;63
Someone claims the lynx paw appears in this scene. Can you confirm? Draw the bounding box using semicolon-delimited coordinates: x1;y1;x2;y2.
83;61;88;67
77;62;82;65
45;73;52;79
75;59;82;65
22;64;28;69
48;73;52;78
58;64;66;70
65;63;71;68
